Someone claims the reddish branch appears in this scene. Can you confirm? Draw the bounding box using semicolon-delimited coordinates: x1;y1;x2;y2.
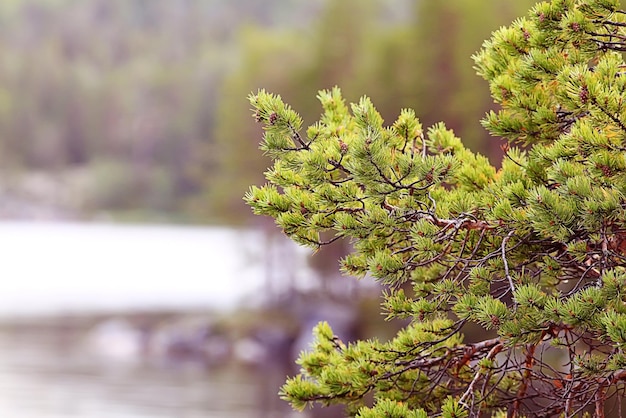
512;343;538;418
595;384;607;418
458;341;504;406
454;337;502;376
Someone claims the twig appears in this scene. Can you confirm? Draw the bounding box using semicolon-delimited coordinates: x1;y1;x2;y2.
502;231;517;301
595;383;607;418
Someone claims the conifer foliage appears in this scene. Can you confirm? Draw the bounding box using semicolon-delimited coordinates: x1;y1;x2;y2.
245;0;626;416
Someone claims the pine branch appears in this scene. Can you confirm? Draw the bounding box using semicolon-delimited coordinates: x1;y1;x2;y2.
249;2;626;416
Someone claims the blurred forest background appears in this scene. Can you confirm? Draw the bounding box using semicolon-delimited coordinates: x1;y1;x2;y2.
0;1;552;417
0;0;539;225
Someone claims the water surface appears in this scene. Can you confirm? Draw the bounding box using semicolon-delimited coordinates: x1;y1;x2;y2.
0;324;296;417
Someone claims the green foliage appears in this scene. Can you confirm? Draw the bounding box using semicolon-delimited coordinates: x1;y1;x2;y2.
355;399;427;418
246;0;626;416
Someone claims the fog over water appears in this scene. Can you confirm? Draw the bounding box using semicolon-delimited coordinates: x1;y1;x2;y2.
0;221;313;316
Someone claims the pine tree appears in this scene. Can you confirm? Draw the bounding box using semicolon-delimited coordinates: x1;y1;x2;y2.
245;0;626;416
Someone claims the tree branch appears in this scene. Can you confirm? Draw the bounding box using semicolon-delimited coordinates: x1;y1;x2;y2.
458;342;504;407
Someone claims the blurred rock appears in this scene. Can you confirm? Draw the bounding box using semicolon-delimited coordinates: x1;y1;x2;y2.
85;318;146;361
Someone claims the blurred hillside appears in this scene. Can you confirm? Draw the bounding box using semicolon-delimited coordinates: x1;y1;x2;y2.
0;0;536;224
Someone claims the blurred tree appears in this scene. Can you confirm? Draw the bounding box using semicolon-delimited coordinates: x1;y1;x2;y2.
185;25;310;223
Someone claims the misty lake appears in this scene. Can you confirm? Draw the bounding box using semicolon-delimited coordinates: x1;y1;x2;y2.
0;221;320;417
0;221;315;317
